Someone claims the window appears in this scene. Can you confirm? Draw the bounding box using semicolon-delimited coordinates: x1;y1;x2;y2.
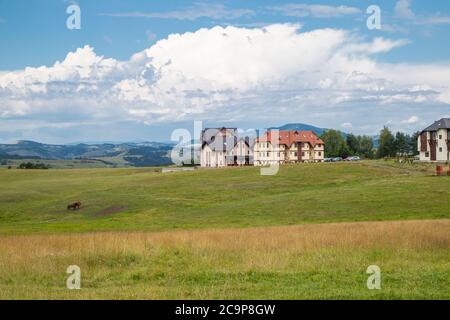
425;152;430;157
318;152;322;156
294;152;297;157
439;147;443;152
439;134;443;139
302;152;305;156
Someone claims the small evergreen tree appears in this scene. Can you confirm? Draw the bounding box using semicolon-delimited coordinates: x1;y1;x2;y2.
409;131;420;155
377;126;396;158
395;132;409;156
359;135;375;159
346;134;360;156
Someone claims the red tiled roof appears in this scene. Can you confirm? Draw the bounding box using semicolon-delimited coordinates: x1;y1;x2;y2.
256;130;324;147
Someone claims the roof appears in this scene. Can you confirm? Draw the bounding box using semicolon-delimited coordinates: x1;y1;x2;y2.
421;118;450;132
201;127;253;151
256;130;324;147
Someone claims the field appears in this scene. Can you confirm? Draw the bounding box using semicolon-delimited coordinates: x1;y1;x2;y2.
0;220;449;299
1;161;449;234
0;161;449;299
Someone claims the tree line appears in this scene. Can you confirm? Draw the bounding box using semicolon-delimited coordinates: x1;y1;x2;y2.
320;127;419;159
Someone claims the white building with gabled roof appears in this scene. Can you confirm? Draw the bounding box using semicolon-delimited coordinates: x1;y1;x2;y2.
200;127;253;167
418;118;450;161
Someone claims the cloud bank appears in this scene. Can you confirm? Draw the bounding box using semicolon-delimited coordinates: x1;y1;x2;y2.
0;24;449;140
268;4;361;18
101;3;254;21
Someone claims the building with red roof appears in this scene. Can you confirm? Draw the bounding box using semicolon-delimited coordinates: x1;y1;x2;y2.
254;130;325;165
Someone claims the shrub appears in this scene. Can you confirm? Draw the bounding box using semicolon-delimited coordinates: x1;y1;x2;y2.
17;162;50;169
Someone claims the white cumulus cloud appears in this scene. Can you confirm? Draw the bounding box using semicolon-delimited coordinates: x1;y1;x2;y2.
0;24;449;137
401;115;419;124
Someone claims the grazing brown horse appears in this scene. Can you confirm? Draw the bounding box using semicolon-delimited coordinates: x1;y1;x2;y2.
67;201;81;210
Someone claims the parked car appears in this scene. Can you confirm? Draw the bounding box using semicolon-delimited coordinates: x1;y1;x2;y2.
331;157;343;162
323;158;333;162
345;156;361;161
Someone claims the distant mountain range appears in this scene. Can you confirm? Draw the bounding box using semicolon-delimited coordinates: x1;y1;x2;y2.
0;140;174;167
0;123;378;167
268;123;327;135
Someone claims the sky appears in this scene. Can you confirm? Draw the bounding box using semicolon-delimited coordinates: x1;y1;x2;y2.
0;0;449;143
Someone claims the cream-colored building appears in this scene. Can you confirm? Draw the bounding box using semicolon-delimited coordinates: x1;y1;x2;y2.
200;128;253;167
418;118;450;161
254;130;325;166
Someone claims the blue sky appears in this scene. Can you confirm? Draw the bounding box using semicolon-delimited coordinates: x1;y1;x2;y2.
0;0;449;143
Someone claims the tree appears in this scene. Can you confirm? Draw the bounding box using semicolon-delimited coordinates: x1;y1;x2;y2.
409;131;420;155
358;135;374;159
346;134;360;156
321;130;349;158
377;126;396;158
395;132;409;156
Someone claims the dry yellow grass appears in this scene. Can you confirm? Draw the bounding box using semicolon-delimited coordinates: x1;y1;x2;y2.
0;219;449;299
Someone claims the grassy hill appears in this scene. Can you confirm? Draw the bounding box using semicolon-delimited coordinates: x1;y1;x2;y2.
0;161;448;299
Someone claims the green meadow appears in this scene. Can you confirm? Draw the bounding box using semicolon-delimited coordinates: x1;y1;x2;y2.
0;161;449;299
0;161;449;234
